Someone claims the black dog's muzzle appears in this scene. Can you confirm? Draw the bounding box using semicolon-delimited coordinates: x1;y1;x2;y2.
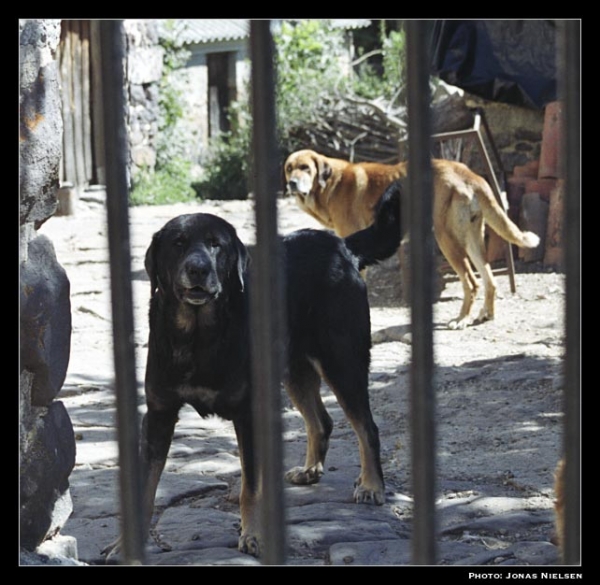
175;251;221;306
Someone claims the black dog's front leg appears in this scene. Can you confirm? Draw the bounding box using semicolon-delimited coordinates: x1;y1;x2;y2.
102;405;178;562
233;414;261;556
140;407;179;535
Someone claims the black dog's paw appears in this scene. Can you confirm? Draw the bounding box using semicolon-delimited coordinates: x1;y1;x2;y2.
284;465;323;485
238;533;261;557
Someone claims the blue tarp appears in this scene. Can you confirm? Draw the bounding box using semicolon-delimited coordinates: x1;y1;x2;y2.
430;20;557;109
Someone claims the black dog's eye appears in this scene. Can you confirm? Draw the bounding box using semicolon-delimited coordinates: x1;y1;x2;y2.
173;236;186;248
209;239;221;249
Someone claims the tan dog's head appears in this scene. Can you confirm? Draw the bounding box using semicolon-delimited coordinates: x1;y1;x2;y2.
284;149;332;199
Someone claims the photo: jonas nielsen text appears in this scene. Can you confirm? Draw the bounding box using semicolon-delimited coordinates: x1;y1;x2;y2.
468;573;583;580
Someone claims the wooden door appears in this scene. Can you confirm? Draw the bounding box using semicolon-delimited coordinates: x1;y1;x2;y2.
57;20;105;190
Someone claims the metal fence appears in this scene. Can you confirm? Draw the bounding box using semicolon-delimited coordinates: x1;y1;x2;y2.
101;19;581;566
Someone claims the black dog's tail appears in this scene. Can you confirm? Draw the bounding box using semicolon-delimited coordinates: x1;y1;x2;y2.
344;179;403;270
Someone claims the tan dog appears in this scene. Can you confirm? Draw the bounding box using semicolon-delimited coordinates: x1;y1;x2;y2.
284;149;540;329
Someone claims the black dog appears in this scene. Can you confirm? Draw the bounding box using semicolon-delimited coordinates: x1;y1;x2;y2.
107;180;402;559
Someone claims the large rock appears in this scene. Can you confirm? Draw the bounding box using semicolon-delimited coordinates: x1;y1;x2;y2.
19;398;76;550
20;19;76;556
19;19;63;228
20;235;71;407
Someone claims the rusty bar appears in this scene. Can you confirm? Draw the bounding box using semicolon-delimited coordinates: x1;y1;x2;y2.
559;18;581;566
405;19;437;566
248;19;287;565
99;20;145;565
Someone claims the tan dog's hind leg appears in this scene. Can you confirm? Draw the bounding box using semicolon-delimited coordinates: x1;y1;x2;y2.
463;215;497;324
451;263;479;329
437;231;479;329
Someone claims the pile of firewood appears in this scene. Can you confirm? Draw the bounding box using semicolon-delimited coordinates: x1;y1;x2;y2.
286;94;407;163
286;92;475;164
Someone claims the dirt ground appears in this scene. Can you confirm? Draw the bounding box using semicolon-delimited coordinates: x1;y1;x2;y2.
40;195;567;564
365;252;564;512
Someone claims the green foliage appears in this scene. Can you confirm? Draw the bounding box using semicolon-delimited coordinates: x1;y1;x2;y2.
153;20;409;202
192;124;251;201
351;25;407;102
275;20;347;133
129;159;196;206
380;28;407;100
191;98;252;201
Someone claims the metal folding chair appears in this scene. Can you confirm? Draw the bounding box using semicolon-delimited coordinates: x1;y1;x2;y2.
431;107;517;292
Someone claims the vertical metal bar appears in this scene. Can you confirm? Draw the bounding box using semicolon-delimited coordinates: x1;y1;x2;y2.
99;20;145;565
405;19;437;565
559;19;581;566
249;19;287;565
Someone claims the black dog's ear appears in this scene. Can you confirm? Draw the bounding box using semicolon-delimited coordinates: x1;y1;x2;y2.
316;155;332;189
145;229;163;297
234;235;249;292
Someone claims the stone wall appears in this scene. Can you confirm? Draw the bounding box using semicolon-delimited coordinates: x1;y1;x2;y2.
428;89;545;179
19;19;76;554
464;93;545;175
123;19;164;179
173;43;251;177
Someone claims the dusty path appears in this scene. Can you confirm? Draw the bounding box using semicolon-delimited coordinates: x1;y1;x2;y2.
38;195;565;566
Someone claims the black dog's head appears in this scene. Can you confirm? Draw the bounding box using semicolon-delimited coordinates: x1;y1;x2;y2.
145;213;249;306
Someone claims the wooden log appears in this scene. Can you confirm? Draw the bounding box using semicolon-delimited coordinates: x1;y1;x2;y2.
56;183;78;216
431;93;475;134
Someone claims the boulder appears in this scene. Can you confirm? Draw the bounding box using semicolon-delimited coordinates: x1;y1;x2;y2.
20;235;71;407
19;400;76;550
19;19;63;228
20;19;76;557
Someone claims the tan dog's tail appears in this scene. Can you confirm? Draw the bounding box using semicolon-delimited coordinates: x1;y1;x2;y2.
476;179;540;248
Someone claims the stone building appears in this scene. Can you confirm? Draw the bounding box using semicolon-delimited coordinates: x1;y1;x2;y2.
166;19;370;174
